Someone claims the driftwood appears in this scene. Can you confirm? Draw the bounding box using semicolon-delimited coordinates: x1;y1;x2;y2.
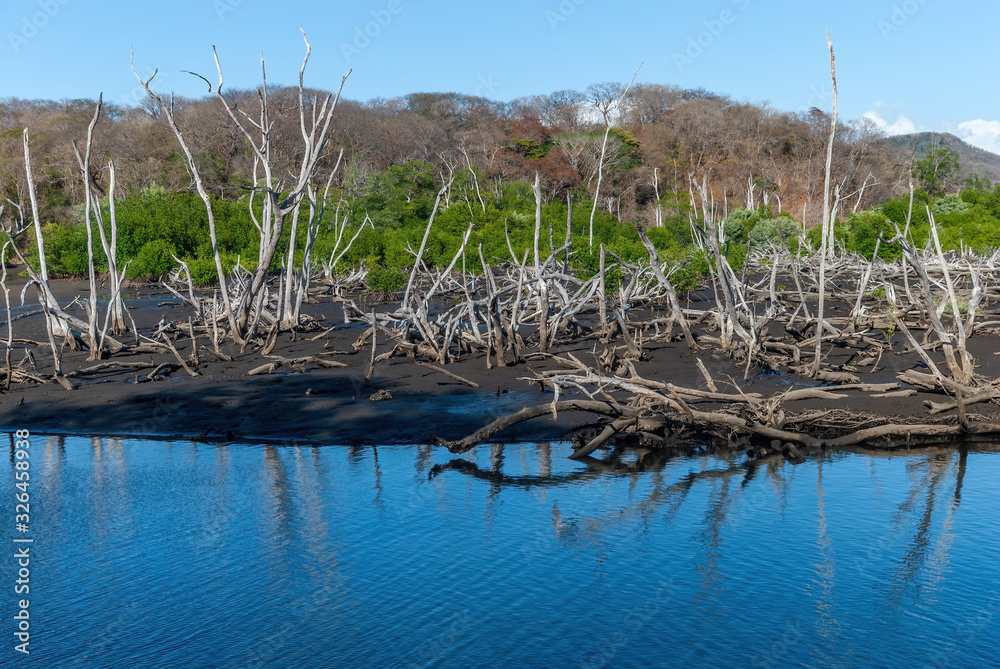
434;393;1000;457
249;355;348;376
436;400;633;453
138;362;180;382
431;343;996;457
413;360;479;388
65;361;156;378
159;334;199;378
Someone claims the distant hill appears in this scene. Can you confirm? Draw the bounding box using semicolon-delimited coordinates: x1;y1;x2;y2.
887;132;1000;184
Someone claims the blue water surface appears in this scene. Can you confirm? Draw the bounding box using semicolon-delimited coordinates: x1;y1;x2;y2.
2;437;999;668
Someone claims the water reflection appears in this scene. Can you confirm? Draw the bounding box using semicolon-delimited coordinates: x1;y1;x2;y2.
810;457;846;667
6;438;999;668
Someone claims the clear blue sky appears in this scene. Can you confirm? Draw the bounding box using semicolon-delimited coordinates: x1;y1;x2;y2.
3;0;998;151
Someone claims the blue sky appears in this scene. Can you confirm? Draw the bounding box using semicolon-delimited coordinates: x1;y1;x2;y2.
3;0;999;152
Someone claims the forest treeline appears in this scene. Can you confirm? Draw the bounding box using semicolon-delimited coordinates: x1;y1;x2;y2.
0;81;995;283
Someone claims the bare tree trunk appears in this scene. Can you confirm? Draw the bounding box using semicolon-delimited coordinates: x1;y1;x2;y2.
294;152;343;323
812;31;838;377
563;192;573;273
694;174;750;347
598;244;608;333
279;201;303;323
17;130;101;352
588;65;642;248
1;237;13;389
402;179;452;311
635;224;696;348
533;173;549;353
927;208;974;383
71;96;102;359
98;161;128;335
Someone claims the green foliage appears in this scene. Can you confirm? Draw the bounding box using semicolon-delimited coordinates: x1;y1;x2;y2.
23;172;709;292
726;243;748;271
186;256;220;285
748;215;801;248
34;166;1000;295
127;240;177;280
931;193;968;217
914;146;960;197
184;253;251;285
34;222;93;276
352;160;439;229
843;211;901;261
607;127;641;169
882;192;929;229
804;191;1000;261
109;190;257;261
722;208;756;242
963;172;992;192
366;264;406;293
670;252;709;292
512;138;546;160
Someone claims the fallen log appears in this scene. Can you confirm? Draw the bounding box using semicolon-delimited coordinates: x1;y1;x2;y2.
65;361;156;378
160;334;199;377
571;416;637;459
413;360;480;388
435;400;635;453
924;390;1000;415
138;362;180;382
823;421;1000;448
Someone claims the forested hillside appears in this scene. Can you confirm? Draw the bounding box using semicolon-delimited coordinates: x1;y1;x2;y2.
0;81;996;282
887;131;1000;184
1;84;917;225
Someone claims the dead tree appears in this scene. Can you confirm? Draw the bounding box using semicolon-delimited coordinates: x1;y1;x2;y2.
132;55;239;340
70;96;102;358
293;150;344;324
588;65;642;248
812;31;838;378
133;30;350;341
72;96;130;343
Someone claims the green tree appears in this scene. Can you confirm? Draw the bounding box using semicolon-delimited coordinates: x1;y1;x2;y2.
931;193;968;217
914;146;959;197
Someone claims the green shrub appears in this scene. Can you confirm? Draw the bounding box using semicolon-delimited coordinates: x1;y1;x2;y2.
722;208;757;242
670;252;709;292
126;240;177;279
726;243;748;271
844;211;902;261
749;215;801;247
37;222;93;276
182;252;255;285
185;256;219;285
366;265;406;292
931;194;968;217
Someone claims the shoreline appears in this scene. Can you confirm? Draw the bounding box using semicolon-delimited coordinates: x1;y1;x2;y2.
2;277;999;455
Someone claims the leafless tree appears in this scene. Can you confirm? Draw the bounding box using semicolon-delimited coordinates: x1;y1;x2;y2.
133;30;350;339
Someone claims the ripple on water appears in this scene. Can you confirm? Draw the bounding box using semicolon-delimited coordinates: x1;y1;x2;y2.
10;438;1000;668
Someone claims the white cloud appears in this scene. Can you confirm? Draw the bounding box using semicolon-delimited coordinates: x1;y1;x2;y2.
951;119;1000;155
862;110;918;136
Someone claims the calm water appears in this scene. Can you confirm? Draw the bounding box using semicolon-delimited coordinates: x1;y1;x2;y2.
3;437;999;668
